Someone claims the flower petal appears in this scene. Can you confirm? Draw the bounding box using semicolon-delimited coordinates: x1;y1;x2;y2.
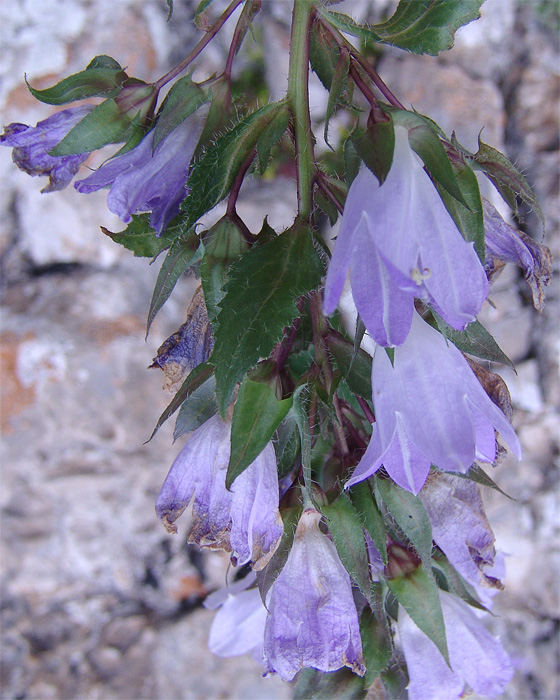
208;587;267;657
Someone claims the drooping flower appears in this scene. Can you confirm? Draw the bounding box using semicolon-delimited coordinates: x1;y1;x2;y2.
483;198;552;311
156;414;283;571
398;591;514;700
419;471;501;590
75;116;201;235
262;508;365;681
323;126;488;346
0;105;94;192
346;312;521;494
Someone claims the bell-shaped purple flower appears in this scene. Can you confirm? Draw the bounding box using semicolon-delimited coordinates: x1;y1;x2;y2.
398;591;514;700
156;414;283;571
346;312;521;494
483;198;552;311
75;117;201;235
0;105;94;192
419;472;501;591
324;126;488;346
262;508;365;681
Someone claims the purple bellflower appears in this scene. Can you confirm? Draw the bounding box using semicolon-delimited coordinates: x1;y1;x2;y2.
323;126;488;346
262;508;365;681
0;105;94;192
419;472;502;591
398;591;514;700
346;312;522;494
483;198;552;311
75;116;201;235
156;414;283;571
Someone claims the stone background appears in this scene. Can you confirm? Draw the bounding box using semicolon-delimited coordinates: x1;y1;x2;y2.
0;1;558;699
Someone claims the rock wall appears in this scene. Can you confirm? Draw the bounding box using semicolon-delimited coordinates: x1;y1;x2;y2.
1;1;558;698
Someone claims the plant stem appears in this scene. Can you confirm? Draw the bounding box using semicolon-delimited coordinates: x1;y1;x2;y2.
288;0;315;221
356;395;375;424
154;0;244;91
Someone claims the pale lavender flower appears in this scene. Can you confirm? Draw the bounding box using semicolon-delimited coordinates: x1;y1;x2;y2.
346;312;521;494
156;414;283;571
1;105;94;192
420;472;501;591
262;508;365;681
398;591;514;700
324;126;488;346
75;117;201;235
483;198;552;311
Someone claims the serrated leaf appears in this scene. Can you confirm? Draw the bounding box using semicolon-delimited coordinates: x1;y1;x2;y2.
352;117;395;185
200;217;249;323
293;667;367;700
349;481;387;565
147;232;203;334
324;49;350;148
326;332;372;400
471;137;544;226
173;375;217;440
371;0;484;55
322;493;374;606
148;361;214;440
256;505;301;604
376;478;433;569
27;55;126;105
318;10;381;44
101;214;177;258
183;101;286;229
227;378;292;489
388;564;448;663
256;103;290;174
154;75;207;150
433;313;515;370
360;606;393;685
437;161;485;261
212;227;322;413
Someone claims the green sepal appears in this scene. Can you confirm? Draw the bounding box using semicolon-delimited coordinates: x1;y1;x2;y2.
200;217;249;323
375;477;433;570
388;564;449;664
153;74;207;150
256;505;301;604
433;313;515;370
211;226;322;415
454;464;515;501
349;481;387;564
360;605;393;685
146;232;204;335
325;331;372;400
183;101;287;229
344;136;361;186
321;493;375;606
147;361;214;440
324;49;350;149
309;20;342;90
292;384;312;477
432;551;492;613
352;115;395;185
173;374;217;440
227;377;292;489
27;55;127;105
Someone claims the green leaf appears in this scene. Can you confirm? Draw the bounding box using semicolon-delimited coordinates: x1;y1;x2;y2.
148;361;214;440
371;0;484;55
432;552;491;612
349;481;387;564
212;227;322;414
256;505;301;604
433;313;515;370
147;232;203;334
309;20;342;90
388;564;449;662
153;75;207;150
183;101;287;229
27;55;126;105
360;606;393;685
173;375;217;440
292;384;312;476
324;49;350;149
344;136;361;186
256;103;290;174
322;493;374;606
200;218;249;323
318;10;381;45
376;477;433;569
326;331;372;400
436;161;485;261
274;412;300;477
352;117;395;185
293;667;367;700
100;214;178;258
227;378;292;489
454;464;515;500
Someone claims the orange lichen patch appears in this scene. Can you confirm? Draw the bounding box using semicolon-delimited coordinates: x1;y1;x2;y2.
0;332;37;434
81;315;144;345
170;574;207;602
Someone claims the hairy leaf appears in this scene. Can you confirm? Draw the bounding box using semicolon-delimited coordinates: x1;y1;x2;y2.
309;21;342;90
324;49;350;148
101;214;178;258
360;606;393;684
154;75;207;149
257;103;290;174
326;331;372;400
349;481;387;564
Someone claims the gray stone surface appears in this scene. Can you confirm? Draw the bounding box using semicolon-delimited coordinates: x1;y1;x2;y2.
1;1;559;699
